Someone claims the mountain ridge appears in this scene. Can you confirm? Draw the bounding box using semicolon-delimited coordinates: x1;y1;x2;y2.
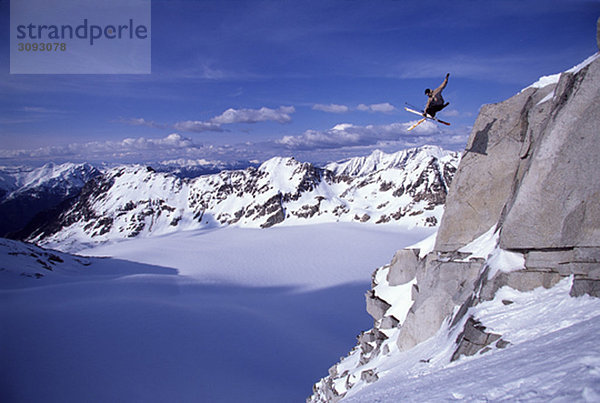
17;146;458;251
0;162;101;237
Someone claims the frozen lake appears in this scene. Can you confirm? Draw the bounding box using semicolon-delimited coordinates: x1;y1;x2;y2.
1;223;434;402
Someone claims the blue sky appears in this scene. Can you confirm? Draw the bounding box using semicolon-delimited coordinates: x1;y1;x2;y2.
1;0;599;166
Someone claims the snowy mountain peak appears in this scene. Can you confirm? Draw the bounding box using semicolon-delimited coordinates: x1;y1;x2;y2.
22;162;81;187
23;146;459;250
327;146;458;177
0;162;101;237
2;162;100;198
258;156;299;174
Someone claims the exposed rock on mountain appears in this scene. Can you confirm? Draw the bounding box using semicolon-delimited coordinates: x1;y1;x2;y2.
0;237;177;287
0;163;101;237
0;237;94;282
24;146;458;251
309;52;600;402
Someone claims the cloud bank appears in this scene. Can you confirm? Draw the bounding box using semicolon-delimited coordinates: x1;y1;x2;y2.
1;118;466;166
0;133;210;164
276;120;439;150
312;104;350;113
123;106;296;134
357;103;396;113
173;121;224;133
210;106;295;124
312;103;397;114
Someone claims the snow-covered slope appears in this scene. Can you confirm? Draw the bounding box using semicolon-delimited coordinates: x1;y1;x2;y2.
310;229;600;402
338;277;600;402
0;237;176;287
27;146;459;251
0;162;100;236
0;162;99;201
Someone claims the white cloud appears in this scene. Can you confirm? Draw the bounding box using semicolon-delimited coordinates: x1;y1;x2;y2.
20;106;66;114
276;120;439;150
164;105;296;134
369;103;396;113
357;103;396;113
121;117;168;130
312;103;396;114
0;125;468;167
440;109;459;117
122;105;296;135
210;106;295;124
0;134;209;164
173;120;224;133
312;103;350;113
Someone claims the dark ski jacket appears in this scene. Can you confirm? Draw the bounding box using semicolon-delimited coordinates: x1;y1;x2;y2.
425;74;449;110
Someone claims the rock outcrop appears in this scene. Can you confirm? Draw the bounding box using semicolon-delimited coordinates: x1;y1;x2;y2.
309;51;600;402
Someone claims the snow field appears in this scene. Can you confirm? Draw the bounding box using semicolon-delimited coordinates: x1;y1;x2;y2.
1;224;435;402
79;223;435;290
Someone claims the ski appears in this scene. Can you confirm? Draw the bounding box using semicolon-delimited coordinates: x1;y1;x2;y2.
404;106;451;126
407;117;426;131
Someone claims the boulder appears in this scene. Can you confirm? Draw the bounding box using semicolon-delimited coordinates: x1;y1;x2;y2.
379;315;399;329
571;278;600;297
365;290;391;321
413;259;483;307
397;257;484;351
479;269;562;301
397;292;453;352
360;369;379;383
524;249;574;270
386;248;419;285
451;317;505;362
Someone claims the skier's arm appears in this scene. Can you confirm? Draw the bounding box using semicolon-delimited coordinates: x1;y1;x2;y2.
424;97;433;112
435;73;450;92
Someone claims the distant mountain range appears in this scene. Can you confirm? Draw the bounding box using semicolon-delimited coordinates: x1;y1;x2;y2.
0;163;101;237
0;146;459;250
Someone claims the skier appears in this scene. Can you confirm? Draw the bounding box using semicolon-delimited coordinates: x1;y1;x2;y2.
424;73;450;118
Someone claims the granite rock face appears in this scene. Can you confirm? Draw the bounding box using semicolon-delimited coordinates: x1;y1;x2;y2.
414;54;600;353
434;87;544;252
500;59;600;249
308;52;600;402
397;256;484;351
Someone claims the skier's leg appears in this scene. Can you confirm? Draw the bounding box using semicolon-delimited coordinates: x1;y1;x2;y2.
426;104;442;118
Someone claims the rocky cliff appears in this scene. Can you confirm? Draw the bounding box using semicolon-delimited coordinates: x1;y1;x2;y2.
309;51;600;401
